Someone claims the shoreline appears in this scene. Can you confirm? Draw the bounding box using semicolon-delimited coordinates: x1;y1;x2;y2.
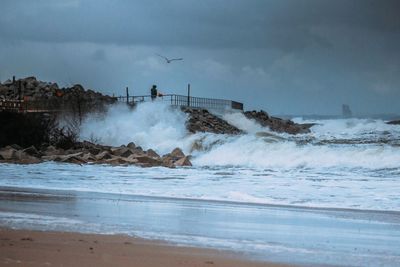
0;227;289;267
1;186;400;266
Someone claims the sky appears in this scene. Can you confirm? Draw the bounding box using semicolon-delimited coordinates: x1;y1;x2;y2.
0;0;399;115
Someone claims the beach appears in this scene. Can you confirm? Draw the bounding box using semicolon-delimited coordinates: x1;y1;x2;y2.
1;228;288;267
1;185;400;266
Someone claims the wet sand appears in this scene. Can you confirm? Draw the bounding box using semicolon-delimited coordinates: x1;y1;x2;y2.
0;228;288;267
1;187;400;266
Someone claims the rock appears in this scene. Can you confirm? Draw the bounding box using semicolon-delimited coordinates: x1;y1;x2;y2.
182;107;242;135
244;110;310;135
387;120;400;125
95;151;113;160
132;155;163;166
103;157;128;165
81;153;97;162
44;145;61;156
174;156;192;167
10;144;23;150
80;141;102;155
161;156;175;168
146;149;160;158
0;147;17;160
41;155;59;161
170;148;185;159
111;147;133;158
127;142;136;149
22;146;40;156
54;152;84;164
18;156;41;164
122;156;139;164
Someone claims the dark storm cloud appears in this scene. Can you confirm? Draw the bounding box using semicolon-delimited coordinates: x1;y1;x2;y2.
1;0;398;50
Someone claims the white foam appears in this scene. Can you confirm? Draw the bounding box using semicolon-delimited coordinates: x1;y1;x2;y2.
192;134;400;169
80;102;192;155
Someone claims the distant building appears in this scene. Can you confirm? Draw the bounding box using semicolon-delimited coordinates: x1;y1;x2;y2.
342;104;352;118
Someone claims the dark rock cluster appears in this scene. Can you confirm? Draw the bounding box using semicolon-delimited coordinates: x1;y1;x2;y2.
182;107;242;135
387;120;400;125
0;141;192;168
0;76;116;107
244;110;313;134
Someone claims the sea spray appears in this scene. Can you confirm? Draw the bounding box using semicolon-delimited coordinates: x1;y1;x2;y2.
80;103;400;169
79;102;192;155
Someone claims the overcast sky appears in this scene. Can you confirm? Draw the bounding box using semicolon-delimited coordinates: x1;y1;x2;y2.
0;0;399;115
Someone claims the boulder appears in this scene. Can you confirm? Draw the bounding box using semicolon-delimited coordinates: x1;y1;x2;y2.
127;142;136;150
54;152;85;164
44;145;64;156
170;148;185;159
103;157;128;165
146;149;160;158
41;155;59;161
81;153;97;162
0;147;17;160
244;110;311;135
95;151;113;160
387;120;400;125
132;155;163;166
182;107;242;135
18;156;41;164
161;155;175;168
10;144;23;150
110;147;134;158
174;156;192;167
22;146;40;156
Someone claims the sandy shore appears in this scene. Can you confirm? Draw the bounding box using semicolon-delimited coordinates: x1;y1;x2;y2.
0;228;290;267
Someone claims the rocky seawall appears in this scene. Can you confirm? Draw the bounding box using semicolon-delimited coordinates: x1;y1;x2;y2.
182;108;312;135
387;120;400;125
0;142;192;168
182;107;242;135
244;110;313;134
0;76;116;114
0;76;316;168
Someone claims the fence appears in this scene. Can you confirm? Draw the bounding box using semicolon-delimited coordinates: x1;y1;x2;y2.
1;94;244;113
0;100;23;112
117;94;244;111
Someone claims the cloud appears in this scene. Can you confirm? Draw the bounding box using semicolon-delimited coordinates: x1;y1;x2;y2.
90;49;107;62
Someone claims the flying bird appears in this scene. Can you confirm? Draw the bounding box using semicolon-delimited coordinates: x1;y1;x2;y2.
156;54;183;63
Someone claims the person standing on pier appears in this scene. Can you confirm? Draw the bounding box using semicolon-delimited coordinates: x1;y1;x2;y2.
150;85;158;101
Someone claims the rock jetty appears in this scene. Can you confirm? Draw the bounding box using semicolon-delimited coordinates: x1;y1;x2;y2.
182;107;242;135
244;110;313;134
0;76;116;109
0;141;192;168
387;120;400;125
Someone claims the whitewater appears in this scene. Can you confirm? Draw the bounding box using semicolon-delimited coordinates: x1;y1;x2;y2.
1;102;400;212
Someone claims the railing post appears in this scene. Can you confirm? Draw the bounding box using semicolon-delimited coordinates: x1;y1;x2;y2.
126;87;129;104
187;84;190;107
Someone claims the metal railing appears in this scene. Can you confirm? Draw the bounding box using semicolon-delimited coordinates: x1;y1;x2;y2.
0;100;23;112
1;94;244;113
117;94;243;111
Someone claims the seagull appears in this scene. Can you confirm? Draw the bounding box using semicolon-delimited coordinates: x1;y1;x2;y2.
156;53;183;63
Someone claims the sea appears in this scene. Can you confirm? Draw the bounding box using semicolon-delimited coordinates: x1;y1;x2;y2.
1;102;399;266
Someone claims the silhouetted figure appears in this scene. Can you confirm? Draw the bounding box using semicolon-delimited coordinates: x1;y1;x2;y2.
151;85;158;101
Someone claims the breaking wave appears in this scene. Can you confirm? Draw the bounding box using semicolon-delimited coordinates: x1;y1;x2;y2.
79;102;400;170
